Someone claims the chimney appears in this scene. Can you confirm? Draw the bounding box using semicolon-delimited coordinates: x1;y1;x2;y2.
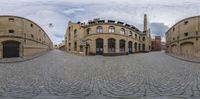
144;14;147;33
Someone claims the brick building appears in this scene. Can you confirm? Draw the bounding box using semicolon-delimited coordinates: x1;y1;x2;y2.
151;36;161;51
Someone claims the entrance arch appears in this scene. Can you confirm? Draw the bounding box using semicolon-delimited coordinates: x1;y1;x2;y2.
128;41;133;53
2;41;20;58
96;38;103;55
180;42;194;57
108;38;115;53
120;39;126;53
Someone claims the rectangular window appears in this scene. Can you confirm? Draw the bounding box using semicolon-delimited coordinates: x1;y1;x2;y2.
8;18;14;22
184;21;188;25
31;34;34;38
184;32;188;36
173;28;175;31
30;24;33;28
8;29;15;33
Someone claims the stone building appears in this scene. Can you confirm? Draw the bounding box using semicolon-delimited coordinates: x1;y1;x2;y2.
0;16;53;58
166;16;200;57
65;14;151;56
151;36;161;51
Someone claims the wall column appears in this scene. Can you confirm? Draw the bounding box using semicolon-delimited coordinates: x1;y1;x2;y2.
116;39;119;53
103;39;108;54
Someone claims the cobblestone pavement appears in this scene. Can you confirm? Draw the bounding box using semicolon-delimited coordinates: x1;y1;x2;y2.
0;50;200;99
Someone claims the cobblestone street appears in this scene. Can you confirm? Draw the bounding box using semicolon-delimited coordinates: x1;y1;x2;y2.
0;50;200;99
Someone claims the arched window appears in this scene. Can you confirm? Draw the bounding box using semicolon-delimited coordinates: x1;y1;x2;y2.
74;29;77;37
109;26;115;33
129;31;132;37
142;37;145;41
87;28;91;35
120;39;126;53
96;26;103;33
120;28;125;35
108;38;115;53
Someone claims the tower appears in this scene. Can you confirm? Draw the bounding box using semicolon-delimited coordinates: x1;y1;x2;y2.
144;14;147;33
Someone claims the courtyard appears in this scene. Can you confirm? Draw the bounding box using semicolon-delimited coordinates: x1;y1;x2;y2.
0;50;200;99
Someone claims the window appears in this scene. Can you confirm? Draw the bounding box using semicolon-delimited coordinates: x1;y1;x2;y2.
96;26;103;33
74;29;77;37
8;29;15;33
184;21;188;25
30;23;33;28
87;28;91;35
184;32;188;36
8;18;14;22
31;34;34;38
129;31;132;37
135;34;137;39
142;37;145;41
109;26;115;33
120;28;125;35
173;28;175;31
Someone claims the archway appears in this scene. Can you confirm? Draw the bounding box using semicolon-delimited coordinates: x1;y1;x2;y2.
2;41;20;58
128;41;133;53
96;38;103;55
180;42;194;57
108;38;115;53
120;39;126;53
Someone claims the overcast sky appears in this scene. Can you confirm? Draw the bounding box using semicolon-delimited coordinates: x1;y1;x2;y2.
1;0;200;44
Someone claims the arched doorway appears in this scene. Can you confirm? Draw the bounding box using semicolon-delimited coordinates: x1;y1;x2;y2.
96;38;103;55
128;41;133;53
134;42;137;52
142;44;145;51
2;41;20;58
120;39;126;53
108;38;115;53
180;42;194;57
171;44;177;54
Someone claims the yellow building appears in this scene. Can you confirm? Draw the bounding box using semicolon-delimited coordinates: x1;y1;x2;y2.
0;16;53;58
166;16;200;58
65;14;151;56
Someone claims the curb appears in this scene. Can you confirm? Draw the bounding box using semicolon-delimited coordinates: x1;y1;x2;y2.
166;53;200;63
0;51;50;63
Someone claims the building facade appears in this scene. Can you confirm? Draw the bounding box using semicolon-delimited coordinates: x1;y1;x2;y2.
0;16;53;58
166;16;200;57
65;15;151;56
151;36;161;51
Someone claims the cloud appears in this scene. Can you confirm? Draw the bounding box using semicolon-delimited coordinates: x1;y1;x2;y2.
64;8;85;15
1;0;200;44
150;22;169;37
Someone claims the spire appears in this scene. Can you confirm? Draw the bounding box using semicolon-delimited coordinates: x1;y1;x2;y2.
144;14;147;33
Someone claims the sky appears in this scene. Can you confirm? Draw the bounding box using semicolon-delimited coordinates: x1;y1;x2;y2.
1;0;200;44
